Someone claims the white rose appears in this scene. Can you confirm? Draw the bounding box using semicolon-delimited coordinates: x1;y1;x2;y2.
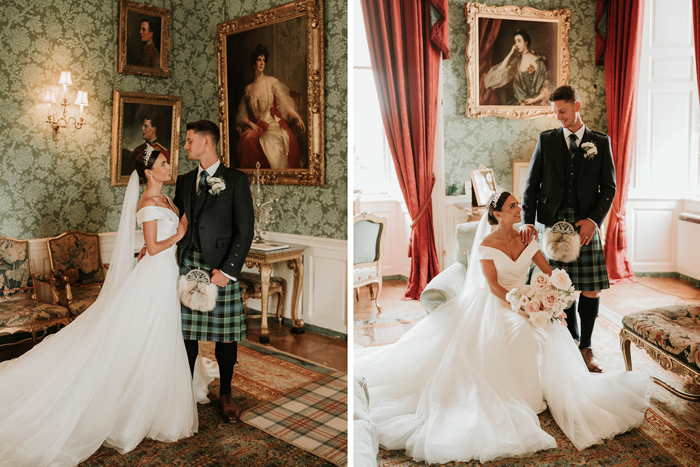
518;295;530;309
529;311;550;328
213;182;226;191
550;268;572;290
532;272;550;290
506;287;519;306
524;285;537;299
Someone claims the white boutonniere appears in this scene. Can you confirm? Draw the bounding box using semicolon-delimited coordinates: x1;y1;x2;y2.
206;176;226;196
581;142;598;159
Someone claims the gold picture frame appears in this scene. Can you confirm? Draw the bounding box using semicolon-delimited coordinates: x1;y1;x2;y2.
110;90;181;187
465;2;570;119
117;0;171;79
512;160;531;202
216;0;325;186
471;167;497;206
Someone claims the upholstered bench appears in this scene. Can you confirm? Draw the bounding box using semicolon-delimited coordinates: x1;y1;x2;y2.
620;304;700;401
238;271;287;324
0;235;71;348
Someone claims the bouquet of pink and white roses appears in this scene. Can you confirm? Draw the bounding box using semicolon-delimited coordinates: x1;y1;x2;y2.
505;269;576;328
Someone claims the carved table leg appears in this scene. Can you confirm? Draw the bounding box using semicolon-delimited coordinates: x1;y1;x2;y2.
259;263;272;344
288;257;305;334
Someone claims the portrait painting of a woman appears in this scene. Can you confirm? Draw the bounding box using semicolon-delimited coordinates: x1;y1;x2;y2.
234;44;306;169
484;29;550;106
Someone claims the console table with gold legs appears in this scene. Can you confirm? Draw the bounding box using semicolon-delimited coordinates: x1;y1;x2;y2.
244;244;308;344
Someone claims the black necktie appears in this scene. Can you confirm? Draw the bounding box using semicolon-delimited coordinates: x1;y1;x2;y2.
569;134;578;158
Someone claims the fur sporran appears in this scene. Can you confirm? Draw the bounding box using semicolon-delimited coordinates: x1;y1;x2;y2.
543;221;581;263
177;268;218;312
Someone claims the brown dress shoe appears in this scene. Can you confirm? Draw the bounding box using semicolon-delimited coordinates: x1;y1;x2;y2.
218;394;241;423
580;347;603;373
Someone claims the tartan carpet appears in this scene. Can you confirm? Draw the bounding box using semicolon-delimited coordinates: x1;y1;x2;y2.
241;371;348;467
79;343;337;466
356;307;700;467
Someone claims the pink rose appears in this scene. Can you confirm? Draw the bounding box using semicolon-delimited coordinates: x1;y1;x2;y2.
540;290;558;309
524;299;541;315
532;272;550;290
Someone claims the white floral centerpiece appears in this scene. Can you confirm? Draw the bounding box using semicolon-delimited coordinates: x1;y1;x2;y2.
506;269;576;328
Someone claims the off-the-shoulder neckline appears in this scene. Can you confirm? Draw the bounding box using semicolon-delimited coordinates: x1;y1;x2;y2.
478;241;538;263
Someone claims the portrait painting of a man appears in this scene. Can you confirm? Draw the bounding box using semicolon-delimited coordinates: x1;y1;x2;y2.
118;0;171;79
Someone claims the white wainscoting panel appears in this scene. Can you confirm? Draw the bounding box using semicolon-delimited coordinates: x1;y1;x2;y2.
27;230;348;335
626;199;679;272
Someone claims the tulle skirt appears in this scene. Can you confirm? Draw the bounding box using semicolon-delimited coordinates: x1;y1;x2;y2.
0;248;211;467
355;289;651;464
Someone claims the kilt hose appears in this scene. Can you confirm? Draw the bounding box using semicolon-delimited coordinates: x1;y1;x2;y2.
180;248;246;342
537;207;610;292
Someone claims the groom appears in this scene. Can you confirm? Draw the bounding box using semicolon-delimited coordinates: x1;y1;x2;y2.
174;120;254;422
519;85;616;373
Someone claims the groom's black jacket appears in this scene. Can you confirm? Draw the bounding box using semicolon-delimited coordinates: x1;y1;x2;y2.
521;126;616;228
174;164;254;279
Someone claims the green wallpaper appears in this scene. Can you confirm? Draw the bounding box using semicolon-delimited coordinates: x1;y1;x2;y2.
0;0;347;241
443;0;606;194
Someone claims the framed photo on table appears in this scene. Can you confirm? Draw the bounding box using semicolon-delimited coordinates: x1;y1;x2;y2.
216;0;325;186
117;0;171;79
110;90;181;187
464;2;571;119
512;160;531;201
471;167;497;206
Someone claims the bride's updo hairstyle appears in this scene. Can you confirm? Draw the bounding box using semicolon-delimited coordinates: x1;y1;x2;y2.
487;190;511;225
134;145;160;184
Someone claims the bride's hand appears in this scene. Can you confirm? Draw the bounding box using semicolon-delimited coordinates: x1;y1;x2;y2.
177;214;188;240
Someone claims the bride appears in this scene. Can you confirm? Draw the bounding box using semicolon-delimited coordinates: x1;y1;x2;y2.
355;190;651;464
0;145;212;466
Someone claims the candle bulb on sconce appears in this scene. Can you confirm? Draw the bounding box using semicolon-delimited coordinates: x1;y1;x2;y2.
42;71;90;146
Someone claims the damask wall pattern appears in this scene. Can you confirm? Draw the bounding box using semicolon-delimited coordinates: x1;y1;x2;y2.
0;0;347;241
443;0;607;195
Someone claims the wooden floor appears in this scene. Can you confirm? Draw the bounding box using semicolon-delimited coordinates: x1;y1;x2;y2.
354;276;700;328
0;317;347;372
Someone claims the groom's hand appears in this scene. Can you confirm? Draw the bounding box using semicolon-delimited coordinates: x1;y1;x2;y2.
211;269;230;287
519;224;538;244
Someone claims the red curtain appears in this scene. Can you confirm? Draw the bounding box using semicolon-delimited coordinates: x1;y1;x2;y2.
692;1;700;106
479;18;502;105
602;0;645;284
360;0;448;299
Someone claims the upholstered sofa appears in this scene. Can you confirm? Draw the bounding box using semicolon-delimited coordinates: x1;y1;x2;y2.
354;376;379;467
0;236;70;347
621;304;700;401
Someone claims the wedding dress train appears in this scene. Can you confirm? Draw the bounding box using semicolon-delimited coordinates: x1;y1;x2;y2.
0;173;212;467
355;214;651;465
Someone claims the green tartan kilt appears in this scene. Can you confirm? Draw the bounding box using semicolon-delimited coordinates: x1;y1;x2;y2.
180;248;246;342
537;207;610;292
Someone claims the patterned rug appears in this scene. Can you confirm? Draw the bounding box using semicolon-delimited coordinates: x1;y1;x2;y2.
357;308;700;467
241;371;348;467
79;342;337;466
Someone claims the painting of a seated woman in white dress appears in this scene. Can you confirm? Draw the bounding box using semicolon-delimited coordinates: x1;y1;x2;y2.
217;0;325;185
465;3;571;119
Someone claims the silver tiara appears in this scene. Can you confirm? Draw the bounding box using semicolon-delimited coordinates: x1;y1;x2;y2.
491;186;505;208
143;143;154;164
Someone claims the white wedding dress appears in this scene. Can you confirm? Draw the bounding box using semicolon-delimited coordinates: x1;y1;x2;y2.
355;214;651;465
0;173;212;467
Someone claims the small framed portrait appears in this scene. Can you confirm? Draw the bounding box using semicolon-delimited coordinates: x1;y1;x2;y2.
110;90;181;187
117;0;171;79
512;160;531;202
217;0;325;186
465;2;571;119
471;167;497;206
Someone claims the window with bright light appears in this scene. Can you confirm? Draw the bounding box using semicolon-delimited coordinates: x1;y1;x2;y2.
634;0;700;198
353;0;395;196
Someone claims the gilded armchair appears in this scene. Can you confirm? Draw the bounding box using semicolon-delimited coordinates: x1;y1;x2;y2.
353;212;387;313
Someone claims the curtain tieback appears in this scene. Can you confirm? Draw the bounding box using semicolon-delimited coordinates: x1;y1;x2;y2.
407;174;436;257
611;202;627;250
